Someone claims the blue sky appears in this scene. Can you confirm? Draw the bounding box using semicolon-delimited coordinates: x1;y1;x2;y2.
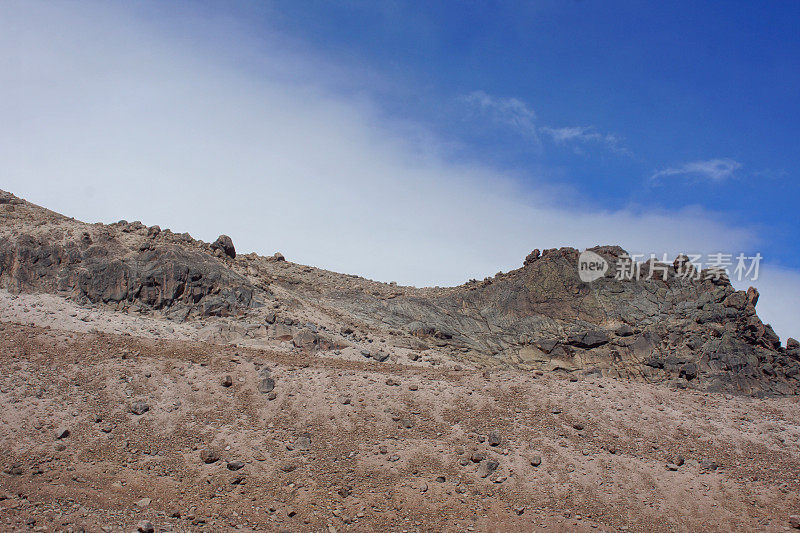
1;1;798;337
262;0;800;267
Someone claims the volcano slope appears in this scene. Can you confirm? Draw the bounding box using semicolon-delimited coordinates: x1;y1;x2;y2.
0;189;799;532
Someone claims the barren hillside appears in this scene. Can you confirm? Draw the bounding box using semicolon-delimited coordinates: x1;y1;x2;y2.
0;190;799;532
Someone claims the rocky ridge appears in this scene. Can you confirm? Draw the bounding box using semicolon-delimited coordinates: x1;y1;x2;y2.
0;189;796;395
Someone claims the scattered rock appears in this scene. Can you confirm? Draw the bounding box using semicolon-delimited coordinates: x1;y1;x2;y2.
227;461;245;471
477;460;499;478
258;377;275;394
280;462;297;473
200;449;220;464
130;401;150;415
294;433;312;451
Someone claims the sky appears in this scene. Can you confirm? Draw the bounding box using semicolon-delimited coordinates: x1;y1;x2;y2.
1;1;798;339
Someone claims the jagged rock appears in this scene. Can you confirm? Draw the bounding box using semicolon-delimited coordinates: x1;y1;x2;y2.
211;235;236;259
523;249;540;266
679;363;698;380
0;192;796;395
747;287;760;308
567;330;609;349
615;324;635;337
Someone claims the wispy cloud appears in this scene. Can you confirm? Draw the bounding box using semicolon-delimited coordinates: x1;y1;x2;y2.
540;125;628;154
461;91;539;140
650;158;742;184
462;91;625;155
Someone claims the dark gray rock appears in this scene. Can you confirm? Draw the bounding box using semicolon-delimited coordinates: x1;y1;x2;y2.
258;377;275;394
567;330;609;349
211;235;236;259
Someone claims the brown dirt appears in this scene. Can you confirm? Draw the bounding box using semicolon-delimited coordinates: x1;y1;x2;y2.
1;316;799;532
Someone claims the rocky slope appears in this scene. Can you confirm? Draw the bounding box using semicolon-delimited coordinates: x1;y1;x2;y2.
2;189;800;533
0;189;797;396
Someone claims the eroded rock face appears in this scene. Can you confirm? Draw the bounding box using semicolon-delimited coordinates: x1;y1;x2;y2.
0;189;796;395
0;209;254;318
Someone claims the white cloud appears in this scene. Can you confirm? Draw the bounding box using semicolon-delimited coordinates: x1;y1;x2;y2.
0;1;796;341
540;125;628;154
461;91;539;140
461;92;626;154
651;158;742;183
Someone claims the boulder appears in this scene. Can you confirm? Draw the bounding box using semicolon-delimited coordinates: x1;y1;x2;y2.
211;235;236;259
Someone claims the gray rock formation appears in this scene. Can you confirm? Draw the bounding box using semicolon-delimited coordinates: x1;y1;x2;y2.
0;189;796;395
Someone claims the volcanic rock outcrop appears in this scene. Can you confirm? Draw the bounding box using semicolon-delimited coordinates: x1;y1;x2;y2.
0;189;795;395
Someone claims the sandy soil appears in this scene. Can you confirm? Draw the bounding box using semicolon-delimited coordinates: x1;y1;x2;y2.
0;295;799;532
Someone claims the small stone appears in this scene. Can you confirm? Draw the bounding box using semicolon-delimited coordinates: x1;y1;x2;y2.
258;377;275;394
55;428;70;439
530;455;542;467
666;463;679;471
130;401;150;415
699;459;719;472
267;391;277;401
221;375;233;387
471;452;486;463
789;515;800;529
572;423;584;431
295;433;312;451
200;449;220;464
137;521;155;533
408;384;419;391
478;460;499;478
373;352;390;362
675;455;685;466
135;498;151;508
227;461;245;471
488;431;502;447
514;506;525;515
280;462;297;472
